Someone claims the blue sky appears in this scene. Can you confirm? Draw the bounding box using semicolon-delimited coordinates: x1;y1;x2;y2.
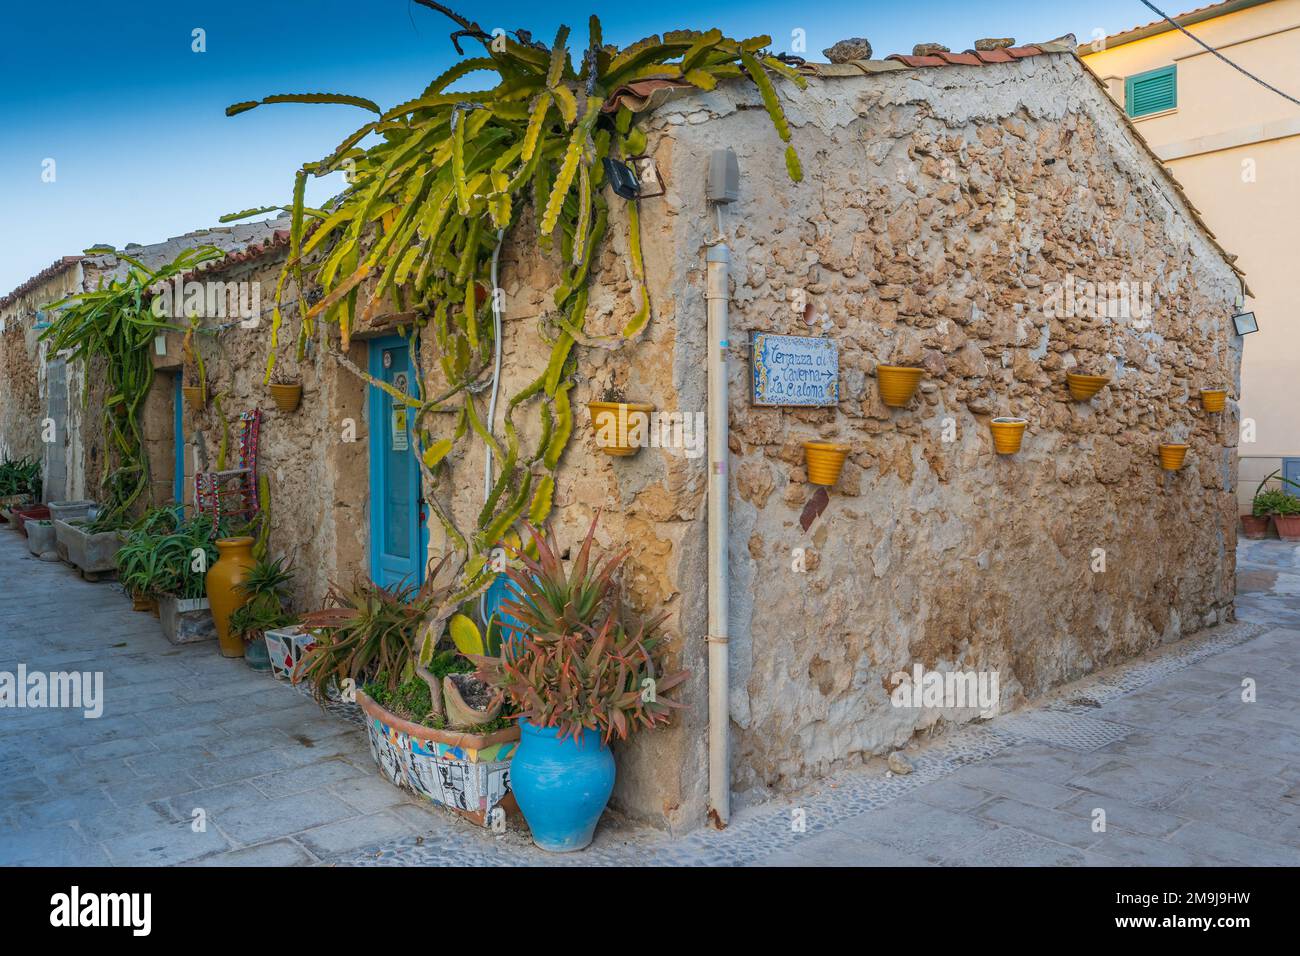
1;0;1163;292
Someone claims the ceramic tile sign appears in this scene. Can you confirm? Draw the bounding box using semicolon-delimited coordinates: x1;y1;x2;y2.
751;332;839;406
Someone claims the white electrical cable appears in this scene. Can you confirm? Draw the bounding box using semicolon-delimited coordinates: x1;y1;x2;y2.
480;228;506;623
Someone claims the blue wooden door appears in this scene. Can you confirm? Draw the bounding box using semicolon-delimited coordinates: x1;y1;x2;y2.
1284;459;1300;495
369;336;426;590
173;374;186;507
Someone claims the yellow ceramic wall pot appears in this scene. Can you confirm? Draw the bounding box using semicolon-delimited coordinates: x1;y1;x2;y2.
207;536;258;657
876;366;924;407
803;442;850;486
1159;443;1189;471
182;385;207;409
270;383;303;413
1200;389;1227;412
588;401;654;456
990;418;1028;454
1066;373;1110;401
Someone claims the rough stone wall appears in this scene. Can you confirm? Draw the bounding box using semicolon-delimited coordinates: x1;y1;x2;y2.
147;253;371;612
429;51;1244;823
665;55;1243;803
0;265;85;495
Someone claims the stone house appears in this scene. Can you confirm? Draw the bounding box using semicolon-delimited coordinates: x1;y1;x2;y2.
0;36;1247;834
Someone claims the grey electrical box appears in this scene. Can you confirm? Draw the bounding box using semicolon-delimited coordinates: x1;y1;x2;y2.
707;148;739;204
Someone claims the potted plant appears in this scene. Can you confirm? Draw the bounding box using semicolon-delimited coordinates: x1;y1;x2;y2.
115;507;181;611
1243;470;1300;538
1272;492;1300;541
1200;388;1228;412
0;457;41;516
1158;443;1190;471
587;388;653;457
876;364;924;407
181;317;207;409
228;556;297;670
146;515;221;644
11;503;51;536
1066;372;1110;401
54;511;126;580
298;572;521;828
802;441;850;486
990;417;1028;454
471;518;688;852
268;376;303;413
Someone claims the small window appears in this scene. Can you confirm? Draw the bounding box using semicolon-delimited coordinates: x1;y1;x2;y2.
1126;65;1177;117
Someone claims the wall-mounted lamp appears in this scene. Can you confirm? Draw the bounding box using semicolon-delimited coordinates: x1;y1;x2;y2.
603;157;642;200
1232;311;1259;336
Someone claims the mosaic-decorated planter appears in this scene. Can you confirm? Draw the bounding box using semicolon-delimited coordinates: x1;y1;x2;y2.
357;689;520;828
264;625;316;681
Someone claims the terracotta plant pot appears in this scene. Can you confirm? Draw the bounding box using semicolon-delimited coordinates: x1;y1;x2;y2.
269;383;303;413
1066;373;1110;401
989;417;1027;454
802;441;850;486
587;401;654;456
876;366;924;407
1273;515;1300;541
205;536;258;658
182;385;207;409
1200;389;1227;412
1158;443;1190;471
1241;514;1271;539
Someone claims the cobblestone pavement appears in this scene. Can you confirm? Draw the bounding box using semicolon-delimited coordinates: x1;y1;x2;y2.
2;527;1297;866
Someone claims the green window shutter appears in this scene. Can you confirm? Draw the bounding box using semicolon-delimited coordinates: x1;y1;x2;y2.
1126;65;1177;117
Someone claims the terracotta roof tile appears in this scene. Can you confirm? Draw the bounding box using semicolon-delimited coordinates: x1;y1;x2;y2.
0;256;83;311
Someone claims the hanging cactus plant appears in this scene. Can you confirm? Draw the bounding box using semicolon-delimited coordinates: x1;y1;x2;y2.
224;0;804;597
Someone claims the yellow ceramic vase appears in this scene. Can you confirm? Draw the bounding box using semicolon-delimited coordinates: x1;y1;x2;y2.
588;401;654;456
206;537;258;658
1066;373;1110;401
1159;443;1189;471
876;366;924;407
990;418;1028;454
1200;389;1226;412
803;442;850;486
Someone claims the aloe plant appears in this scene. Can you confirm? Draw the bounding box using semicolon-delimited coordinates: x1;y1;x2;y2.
224;2;805;597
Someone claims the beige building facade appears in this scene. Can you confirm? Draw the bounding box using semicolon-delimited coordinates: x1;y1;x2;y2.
1081;0;1300;506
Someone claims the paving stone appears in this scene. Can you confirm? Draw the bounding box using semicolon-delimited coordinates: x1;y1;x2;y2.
974;796;1104;850
294;810;424;858
101;819;233;866
1053;791;1190;838
910;779;998;813
208;790;358;845
250;757;367;799
838;801;998;860
1165;819;1300;866
327;774;415;814
940;827;1088;866
190;839;318;866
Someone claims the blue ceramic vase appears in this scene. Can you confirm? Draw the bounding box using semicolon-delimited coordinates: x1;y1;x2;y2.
511;720;615;852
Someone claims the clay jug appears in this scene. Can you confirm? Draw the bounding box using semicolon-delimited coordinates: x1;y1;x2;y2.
207;537;258;658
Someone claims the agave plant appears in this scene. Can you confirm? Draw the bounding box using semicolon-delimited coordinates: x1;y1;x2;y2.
473;610;686;743
223;2;805;594
497;514;624;638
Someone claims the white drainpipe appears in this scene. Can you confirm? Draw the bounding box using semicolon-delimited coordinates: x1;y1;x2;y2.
705;236;730;826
